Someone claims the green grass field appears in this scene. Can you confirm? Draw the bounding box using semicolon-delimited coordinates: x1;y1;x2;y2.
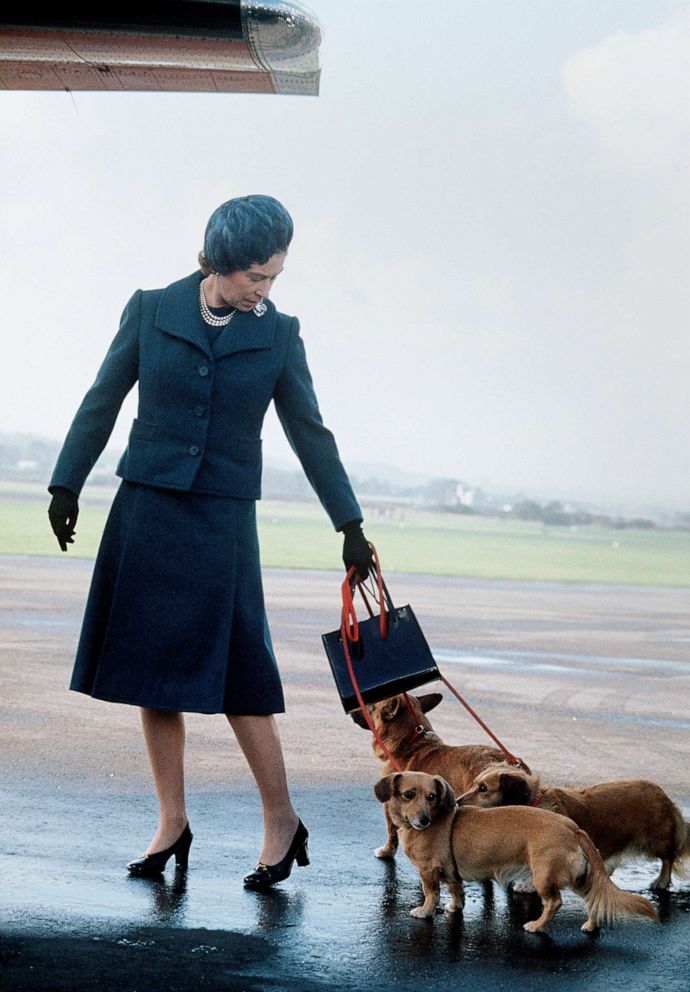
3;483;689;586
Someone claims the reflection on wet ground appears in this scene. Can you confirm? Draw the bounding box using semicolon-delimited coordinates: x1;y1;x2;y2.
2;783;689;991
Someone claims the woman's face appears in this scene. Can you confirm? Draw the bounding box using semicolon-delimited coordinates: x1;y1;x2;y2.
213;251;286;311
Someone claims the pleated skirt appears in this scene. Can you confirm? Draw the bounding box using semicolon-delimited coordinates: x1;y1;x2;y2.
70;481;285;714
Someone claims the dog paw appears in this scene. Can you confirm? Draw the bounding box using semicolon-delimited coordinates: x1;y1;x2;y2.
580;920;599;934
443;902;462;914
523;920;544;933
374;845;397;860
410;906;434;919
649;878;669;891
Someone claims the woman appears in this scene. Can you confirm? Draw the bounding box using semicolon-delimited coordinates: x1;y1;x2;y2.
48;195;373;888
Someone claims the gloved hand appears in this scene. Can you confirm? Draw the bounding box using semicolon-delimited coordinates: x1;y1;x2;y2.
48;487;79;552
341;519;374;580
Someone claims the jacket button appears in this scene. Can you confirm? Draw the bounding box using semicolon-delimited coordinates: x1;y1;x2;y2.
188;445;200;456
193;405;206;417
198;365;209;376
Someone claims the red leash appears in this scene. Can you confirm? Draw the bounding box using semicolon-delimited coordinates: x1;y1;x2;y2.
341;551;523;771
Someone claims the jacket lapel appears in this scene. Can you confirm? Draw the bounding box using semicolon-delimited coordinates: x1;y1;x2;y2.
155;271;213;359
155;271;276;359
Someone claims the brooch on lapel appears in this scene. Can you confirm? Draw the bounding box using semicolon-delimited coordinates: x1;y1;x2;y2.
253;301;268;317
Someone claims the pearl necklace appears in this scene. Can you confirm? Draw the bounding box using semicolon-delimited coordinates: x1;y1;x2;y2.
199;281;237;327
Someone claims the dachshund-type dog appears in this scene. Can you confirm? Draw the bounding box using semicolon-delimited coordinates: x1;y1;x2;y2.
458;766;690;890
374;771;658;933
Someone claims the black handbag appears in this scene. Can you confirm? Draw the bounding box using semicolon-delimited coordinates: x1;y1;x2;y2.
322;554;439;713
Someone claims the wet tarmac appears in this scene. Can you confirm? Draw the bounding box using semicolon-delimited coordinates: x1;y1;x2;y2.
3;779;690;992
1;557;689;991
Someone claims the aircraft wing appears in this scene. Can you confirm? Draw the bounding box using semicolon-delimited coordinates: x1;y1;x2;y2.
0;1;321;95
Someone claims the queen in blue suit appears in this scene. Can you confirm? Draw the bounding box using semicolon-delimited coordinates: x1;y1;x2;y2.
48;195;373;888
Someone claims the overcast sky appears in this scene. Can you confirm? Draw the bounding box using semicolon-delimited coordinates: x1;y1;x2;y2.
1;0;688;508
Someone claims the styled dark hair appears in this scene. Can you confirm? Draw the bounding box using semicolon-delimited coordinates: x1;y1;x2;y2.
199;195;293;275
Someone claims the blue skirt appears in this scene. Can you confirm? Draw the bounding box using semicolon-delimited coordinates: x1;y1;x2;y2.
70;481;284;715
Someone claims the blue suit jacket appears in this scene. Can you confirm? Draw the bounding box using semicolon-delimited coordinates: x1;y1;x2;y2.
50;271;361;530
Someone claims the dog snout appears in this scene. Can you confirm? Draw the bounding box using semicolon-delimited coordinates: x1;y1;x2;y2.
409;813;431;829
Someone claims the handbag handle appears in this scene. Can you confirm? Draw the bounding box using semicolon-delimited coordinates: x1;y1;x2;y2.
341;543;393;643
338;547;405;773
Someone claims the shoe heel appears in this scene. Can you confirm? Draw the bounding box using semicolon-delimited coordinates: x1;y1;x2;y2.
296;842;310;867
175;830;193;870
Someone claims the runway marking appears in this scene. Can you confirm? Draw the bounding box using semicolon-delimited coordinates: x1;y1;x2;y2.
432;648;690;730
433;647;690;678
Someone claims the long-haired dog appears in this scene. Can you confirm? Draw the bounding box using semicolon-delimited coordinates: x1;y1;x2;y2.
351;692;531;859
458;766;690;890
375;771;658;933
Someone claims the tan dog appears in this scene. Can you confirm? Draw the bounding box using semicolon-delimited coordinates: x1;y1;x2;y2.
352;692;531;859
457;766;690;890
374;771;658;933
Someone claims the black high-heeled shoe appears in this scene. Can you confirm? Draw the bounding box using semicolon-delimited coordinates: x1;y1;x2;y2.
127;822;193;877
243;820;309;889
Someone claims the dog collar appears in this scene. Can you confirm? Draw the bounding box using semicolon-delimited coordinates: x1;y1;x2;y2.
402;694;438;747
407;725;439;746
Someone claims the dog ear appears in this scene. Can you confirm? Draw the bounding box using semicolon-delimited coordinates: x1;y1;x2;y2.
434;776;456;813
373;774;400;804
380;696;401;721
349;708;370;730
498;772;532;805
418;692;443;714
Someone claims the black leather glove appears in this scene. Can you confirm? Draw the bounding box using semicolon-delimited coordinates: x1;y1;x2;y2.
48;487;79;552
341;519;374;580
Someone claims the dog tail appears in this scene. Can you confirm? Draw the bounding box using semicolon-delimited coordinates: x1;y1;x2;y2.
575;829;658;928
672;809;690;879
